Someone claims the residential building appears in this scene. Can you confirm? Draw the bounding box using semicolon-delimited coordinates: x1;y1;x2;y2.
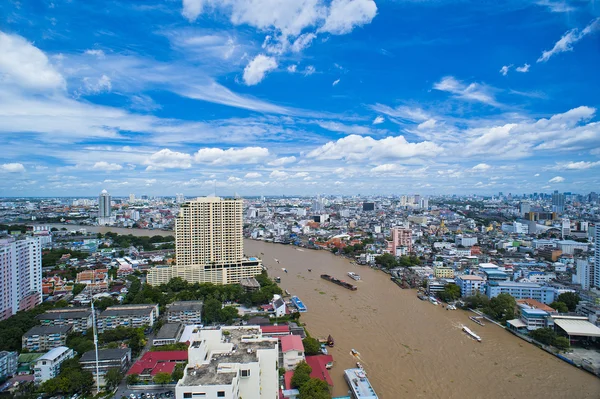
455;275;485;297
552;190;565;214
98;189;112;226
486;281;555;304
557;240;588;255
0;236;42;321
0;351;18;380
596;227;600;288
97;304;159;332
519;306;553;331
33;346;74;384
175;326;278;399
434;267;454;279
455;235;477;247
167;301;203;324
80;348;131;388
576;259;593;290
147;197;262;286
387;227;412;254
153;323;185;346
280;335;305;371
22;325;71;352
362;202;375;211
36;308;93;333
128;351;188;382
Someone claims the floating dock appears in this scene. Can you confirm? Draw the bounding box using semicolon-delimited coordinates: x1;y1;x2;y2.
344;368;379;399
291;296;307;312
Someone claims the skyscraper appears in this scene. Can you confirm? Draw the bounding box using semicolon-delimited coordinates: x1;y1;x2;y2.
595;226;600;289
147;197;261;286
552;190;565;214
519;201;531;217
175;193;185;204
98;189;112;226
0;237;42;321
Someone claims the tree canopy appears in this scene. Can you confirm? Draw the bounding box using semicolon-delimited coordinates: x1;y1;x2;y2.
484;293;516;324
437;284;461;302
302;336;321;356
299;378;330;399
556;292;580;312
291;362;312;389
549;301;568;313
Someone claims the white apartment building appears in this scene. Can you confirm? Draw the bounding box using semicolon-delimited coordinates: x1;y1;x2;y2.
455;235;477;247
33;346;74;384
0;236;42;321
455;275;485;297
175;326;278;399
595;227;600;288
97;304;159;332
148;197;262;286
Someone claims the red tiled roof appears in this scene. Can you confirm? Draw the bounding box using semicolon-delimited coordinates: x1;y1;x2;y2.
280;335;303;353
305;355;334;386
260;325;290;334
127;351;187;375
284;371;294;390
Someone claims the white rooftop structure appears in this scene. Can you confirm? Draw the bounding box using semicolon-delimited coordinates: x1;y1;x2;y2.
553;318;600;337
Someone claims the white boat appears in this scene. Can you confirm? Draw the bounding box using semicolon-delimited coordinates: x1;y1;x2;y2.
347;272;361;281
351;348;359;356
462;325;482;342
429;297;438;305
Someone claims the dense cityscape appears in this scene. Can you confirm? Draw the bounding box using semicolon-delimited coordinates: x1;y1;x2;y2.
0;190;598;398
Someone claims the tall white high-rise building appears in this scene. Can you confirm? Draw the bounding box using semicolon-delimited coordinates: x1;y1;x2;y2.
98;190;112;226
175;193;185;204
147;197;261;286
129;193;135;203
576;259;592;291
0;237;42;321
595;227;600;288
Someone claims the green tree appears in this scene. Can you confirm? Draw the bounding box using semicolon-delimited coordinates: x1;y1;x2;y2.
72;283;86;296
291;362;312;389
171;364;184;382
529;327;556;345
203;297;222;324
126;373;140;385
463;292;490;309
153;372;172;385
556;292;580;312
374;253;398;269
549;301;568;313
104;368;123;390
438;284;461;302
299;378;330;399
484;293;516;324
302;337;321;356
553;336;570;350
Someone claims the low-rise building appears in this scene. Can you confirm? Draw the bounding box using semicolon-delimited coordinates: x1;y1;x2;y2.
486;281;555;304
153;323;185;346
22;325;72;352
33;346;74;384
80;348;131;388
280;334;305;371
175;326;278;399
455;275;485;297
97;304;159;332
434;266;455;279
128;351;188;382
0;351;18;380
167;301;203;324
36;308;93;333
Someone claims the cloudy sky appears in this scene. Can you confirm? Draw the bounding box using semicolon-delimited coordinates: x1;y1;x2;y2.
1;0;599;197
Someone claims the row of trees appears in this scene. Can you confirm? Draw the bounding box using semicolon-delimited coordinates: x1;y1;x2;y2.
375;253;421;269
529;328;570;350
291;362;330;399
42;248;88;267
463;293;516;324
101;232;175;251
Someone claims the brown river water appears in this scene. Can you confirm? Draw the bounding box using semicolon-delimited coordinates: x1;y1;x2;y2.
41;225;599;398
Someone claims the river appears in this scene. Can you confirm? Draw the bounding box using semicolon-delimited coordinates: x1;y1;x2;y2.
39;225;600;398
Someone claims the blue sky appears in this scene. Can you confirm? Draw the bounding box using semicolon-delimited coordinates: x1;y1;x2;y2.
0;0;599;197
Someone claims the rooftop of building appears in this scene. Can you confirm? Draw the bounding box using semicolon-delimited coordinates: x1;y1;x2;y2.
127;351;188;376
24;325;72;336
37;346;72;362
167;301;204;312
100;304;157;317
553;318;600;337
487;281;547;288
239;277;260;289
80;348;130;363
456;275;484;281
280;334;303;353
156;323;184;340
517;299;557;313
180;327;277;387
37;308;92;320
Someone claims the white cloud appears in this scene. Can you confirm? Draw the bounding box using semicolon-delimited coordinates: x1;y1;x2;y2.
549;161;600;170
332;78;340;86
287;64;297;73
243;54;278;85
293;172;309;177
370;104;430;122
244;172;262;178
0;30;65;90
194;147;269;165
472;163;491;171
372;116;384;125
307;134;443;161
534;173;540;176
84;49;105;58
269;170;289;180
516;63;530;73
268;156;297;166
145;149;193;170
92;161;123;171
499;65;511;76
227;176;242;183
319;0;378;35
1;163;26;173
434;76;498;106
538;18;600;62
291;33;316;52
304;65;316;76
316;121;371;135
82;74;112;94
417;119;437;130
549;176;565;183
370;164;403;173
536;0;575;13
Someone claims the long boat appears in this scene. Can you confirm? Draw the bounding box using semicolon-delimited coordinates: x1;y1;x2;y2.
321;274;358;290
291;296;307;312
344;368;379;399
469;316;485;326
462;325;482;342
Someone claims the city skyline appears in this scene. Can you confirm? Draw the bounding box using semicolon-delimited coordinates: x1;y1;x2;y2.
1;1;599;196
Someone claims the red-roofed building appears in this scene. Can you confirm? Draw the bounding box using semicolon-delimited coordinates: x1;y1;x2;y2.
280;335;304;370
305;355;334;386
126;351;187;381
260;325;290;337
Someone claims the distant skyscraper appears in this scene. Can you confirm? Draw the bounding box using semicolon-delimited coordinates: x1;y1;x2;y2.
312;195;325;213
519;201;531;217
576;259;592;291
129;193;135;203
419;197;429;210
98;189;112;226
552;190;565;214
0;237;42;321
147;197;261;286
595;227;600;288
175;193;185;204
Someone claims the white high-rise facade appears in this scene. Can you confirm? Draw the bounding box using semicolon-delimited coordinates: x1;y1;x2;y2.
0;237;42;321
175;193;185;204
98;189;112;226
595;227;600;288
147;197;261;286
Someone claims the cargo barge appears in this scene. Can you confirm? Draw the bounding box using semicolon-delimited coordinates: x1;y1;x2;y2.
321;274;357;291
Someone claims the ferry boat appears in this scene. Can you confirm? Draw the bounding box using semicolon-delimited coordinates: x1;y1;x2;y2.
429;297;438;305
469;316;485;326
321;274;358;291
417;293;427;301
291;296;307;312
344;368;379;399
462;325;482;342
347;272;361;281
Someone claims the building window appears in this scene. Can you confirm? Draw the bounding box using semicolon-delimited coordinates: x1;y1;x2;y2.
217;392;225;397
241;369;250;377
183;394;192;398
